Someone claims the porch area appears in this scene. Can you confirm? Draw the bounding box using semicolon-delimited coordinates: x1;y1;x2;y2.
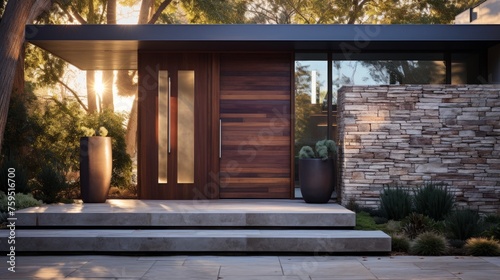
1;200;390;253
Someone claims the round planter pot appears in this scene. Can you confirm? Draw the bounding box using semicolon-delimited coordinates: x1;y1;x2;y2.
299;158;336;203
80;137;112;203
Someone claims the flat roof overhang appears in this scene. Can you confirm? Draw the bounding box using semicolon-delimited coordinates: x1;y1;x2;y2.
25;24;500;70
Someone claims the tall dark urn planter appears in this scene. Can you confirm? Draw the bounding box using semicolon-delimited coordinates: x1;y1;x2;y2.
80;137;112;203
299;158;336;203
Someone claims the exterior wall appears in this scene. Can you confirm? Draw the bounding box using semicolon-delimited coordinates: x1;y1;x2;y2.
338;85;500;213
455;0;500;24
490;44;500;84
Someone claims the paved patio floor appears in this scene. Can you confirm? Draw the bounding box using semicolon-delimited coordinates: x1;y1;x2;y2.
1;255;499;279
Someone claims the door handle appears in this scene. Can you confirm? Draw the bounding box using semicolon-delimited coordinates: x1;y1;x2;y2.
168;76;171;154
219;119;222;159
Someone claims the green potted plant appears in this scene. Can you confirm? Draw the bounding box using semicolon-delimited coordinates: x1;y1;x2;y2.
298;139;338;203
80;126;112;203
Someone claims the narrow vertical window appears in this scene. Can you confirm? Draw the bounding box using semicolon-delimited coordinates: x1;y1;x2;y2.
177;71;195;183
158;71;169;183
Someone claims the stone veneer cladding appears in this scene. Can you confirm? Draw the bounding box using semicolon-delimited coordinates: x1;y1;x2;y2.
338;85;500;213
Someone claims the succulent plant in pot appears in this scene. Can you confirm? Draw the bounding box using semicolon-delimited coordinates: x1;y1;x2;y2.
298;139;338;203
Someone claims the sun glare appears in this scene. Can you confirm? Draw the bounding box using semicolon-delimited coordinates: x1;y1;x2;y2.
94;71;105;96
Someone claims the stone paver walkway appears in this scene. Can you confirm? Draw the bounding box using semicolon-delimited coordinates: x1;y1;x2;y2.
1;255;499;279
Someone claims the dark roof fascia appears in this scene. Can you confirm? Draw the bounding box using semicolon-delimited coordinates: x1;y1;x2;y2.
26;24;500;42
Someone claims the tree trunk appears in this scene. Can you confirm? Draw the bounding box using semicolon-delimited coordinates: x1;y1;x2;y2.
0;0;52;155
124;0;170;158
102;70;114;111
86;70;97;113
12;43;25;95
125;98;138;156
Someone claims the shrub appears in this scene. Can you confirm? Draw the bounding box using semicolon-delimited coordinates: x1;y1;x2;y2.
410;232;449;256
355;211;383;230
0;192;42;211
445;209;484;240
484;224;500;241
32;165;68;204
391;234;411;253
483;214;500;240
401;213;437;239
379;184;412;221
0;158;30;194
0;212;8;224
464;237;500;256
345;197;360;213
413;181;454;221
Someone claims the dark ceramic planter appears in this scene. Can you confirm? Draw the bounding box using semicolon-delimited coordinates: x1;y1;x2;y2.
299;158;336;203
80;137;112;203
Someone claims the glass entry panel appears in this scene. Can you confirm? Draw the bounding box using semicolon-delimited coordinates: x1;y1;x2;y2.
177;71;195;183
158;71;169;183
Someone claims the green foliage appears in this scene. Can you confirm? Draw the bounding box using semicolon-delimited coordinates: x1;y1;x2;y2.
0;191;42;211
410;232;449;256
483;216;500;240
345;197;360;213
445;209;484;241
0;158;30;194
299;139;337;160
31;99;84;175
355;211;385;231
401;213;437;239
379;185;412;221
82;110;132;187
413;181;454;221
464;237;500;256
391;234;411;253
32;165;68;204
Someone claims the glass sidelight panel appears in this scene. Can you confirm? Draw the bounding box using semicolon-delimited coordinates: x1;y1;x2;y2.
158;71;169;183
177;71;195;183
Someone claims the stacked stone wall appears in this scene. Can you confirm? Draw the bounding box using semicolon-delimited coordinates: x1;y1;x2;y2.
338;85;500;213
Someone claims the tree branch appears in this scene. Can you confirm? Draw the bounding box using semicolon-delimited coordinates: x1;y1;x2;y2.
57;78;88;112
148;0;173;24
69;5;87;24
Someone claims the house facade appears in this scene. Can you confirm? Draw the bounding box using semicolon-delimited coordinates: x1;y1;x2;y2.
26;24;500;211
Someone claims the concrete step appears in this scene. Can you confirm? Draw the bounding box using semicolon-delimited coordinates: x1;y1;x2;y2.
15;199;355;228
0;229;391;253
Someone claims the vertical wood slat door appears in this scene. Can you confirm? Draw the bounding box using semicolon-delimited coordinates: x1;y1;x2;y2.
219;53;292;198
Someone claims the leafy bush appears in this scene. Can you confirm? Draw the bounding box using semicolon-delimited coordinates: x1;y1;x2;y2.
83;110;132;188
410;232;449;256
355;211;384;230
413;181;454;221
484;224;500;241
401;213;437;239
0;158;30;194
464;237;500;256
379;184;412;221
32;165;68;204
0;192;42;211
483;214;500;240
445;209;484;240
0;212;8;224
391;234;411;253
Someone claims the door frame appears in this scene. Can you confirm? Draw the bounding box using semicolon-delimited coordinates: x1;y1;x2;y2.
138;52;219;199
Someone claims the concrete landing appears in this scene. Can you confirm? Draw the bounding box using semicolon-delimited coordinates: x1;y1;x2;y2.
1;200;391;253
16;199;355;227
3;229;390;253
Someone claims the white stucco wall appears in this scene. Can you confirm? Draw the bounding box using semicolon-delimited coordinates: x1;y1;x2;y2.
455;0;500;24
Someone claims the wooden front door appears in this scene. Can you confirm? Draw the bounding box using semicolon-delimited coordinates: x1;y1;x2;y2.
139;53;213;199
219;53;293;198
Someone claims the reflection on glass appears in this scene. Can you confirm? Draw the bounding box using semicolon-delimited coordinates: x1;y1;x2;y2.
177;71;195;184
295;60;328;156
451;53;480;84
158;71;169;183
